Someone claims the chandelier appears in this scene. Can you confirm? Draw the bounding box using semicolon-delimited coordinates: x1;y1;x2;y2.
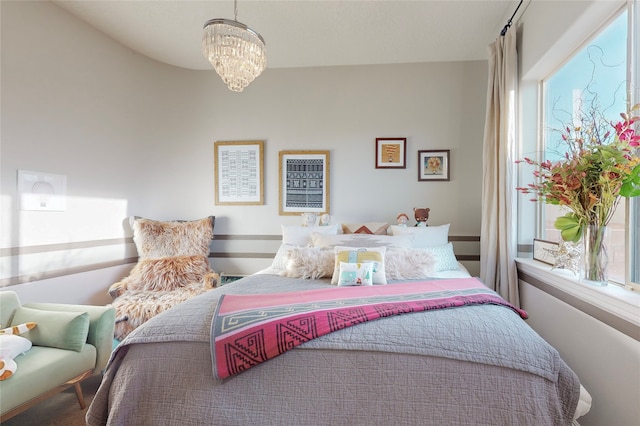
202;1;266;92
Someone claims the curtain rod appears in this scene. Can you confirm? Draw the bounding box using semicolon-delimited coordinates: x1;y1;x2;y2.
500;0;524;36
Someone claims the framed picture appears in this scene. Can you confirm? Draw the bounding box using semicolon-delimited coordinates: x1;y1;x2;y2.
375;138;406;169
17;170;67;211
214;140;264;205
418;149;450;181
279;150;330;216
533;238;560;265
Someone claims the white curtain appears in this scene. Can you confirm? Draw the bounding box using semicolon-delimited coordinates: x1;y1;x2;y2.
480;30;519;306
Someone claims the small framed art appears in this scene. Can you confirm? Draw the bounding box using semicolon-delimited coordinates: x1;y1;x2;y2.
279;150;330;216
418;149;450;181
375;138;406;169
214;140;264;205
18;170;67;211
533;239;559;265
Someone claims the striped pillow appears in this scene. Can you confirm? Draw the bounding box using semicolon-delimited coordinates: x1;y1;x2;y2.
341;223;389;235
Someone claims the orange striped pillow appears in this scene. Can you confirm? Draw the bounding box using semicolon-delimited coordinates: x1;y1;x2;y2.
341;223;389;235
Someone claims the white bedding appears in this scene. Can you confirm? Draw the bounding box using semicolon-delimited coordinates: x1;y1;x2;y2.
575;385;593;420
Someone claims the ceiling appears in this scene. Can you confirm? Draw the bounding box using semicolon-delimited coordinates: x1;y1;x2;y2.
52;0;520;70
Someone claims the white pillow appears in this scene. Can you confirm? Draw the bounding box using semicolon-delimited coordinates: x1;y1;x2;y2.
279;247;335;279
423;243;459;272
271;243;297;272
281;224;340;246
275;245;442;280
331;246;387;285
337;262;374;286
312;233;412;249
385;248;436;280
389;224;450;248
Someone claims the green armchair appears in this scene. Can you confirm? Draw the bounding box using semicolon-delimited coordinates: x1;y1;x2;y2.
0;291;115;421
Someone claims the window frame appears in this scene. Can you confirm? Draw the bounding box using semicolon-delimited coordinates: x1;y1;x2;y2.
534;2;639;289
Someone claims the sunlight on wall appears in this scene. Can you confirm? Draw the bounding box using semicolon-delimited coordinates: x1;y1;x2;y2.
17;196;130;245
1;195;130;282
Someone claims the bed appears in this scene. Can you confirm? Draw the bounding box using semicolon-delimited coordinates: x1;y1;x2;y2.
87;224;591;425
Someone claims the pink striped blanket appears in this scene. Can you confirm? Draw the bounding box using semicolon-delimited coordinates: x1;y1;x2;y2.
212;277;527;379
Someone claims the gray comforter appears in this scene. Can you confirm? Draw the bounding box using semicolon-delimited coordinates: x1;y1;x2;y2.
87;274;580;426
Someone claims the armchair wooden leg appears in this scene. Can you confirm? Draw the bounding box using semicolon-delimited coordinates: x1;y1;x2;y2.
74;382;86;409
67;369;92;409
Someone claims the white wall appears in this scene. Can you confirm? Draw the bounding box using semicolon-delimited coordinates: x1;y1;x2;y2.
1;1;486;303
519;276;640;426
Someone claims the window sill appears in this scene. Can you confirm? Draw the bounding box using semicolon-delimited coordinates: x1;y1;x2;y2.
515;258;640;340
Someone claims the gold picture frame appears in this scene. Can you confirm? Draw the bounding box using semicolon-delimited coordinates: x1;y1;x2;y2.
375;138;406;169
214;140;264;205
279;150;330;216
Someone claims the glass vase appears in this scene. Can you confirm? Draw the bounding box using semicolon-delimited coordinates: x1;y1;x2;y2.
582;223;608;286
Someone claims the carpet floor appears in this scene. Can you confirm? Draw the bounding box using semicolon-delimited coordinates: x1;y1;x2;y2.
2;374;102;426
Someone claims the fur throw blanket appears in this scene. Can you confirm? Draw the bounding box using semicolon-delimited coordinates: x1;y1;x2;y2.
112;279;217;340
110;216;218;340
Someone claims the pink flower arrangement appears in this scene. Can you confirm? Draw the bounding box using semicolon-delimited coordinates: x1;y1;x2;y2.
516;103;640;242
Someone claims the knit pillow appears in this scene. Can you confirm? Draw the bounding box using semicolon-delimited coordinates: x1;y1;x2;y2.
423;243;460;272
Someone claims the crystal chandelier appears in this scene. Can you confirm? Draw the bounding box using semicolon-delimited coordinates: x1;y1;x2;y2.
202;0;266;92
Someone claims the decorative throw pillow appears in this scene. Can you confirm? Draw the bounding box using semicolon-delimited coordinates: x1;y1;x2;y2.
311;233;412;249
271;243;297;273
271;244;298;273
389;224;450;248
341;223;389;235
131;216;215;258
422;243;459;272
337;262;374;286
11;307;89;352
385;248;436;280
331;246;387;285
279;247;335;279
281;224;340;246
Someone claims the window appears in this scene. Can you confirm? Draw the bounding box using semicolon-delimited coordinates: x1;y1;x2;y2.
540;8;638;286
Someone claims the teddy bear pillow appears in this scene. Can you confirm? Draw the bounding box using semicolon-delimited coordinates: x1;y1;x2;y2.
0;322;37;380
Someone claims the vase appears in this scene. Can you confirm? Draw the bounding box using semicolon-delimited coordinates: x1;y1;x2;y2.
582;223;608;286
